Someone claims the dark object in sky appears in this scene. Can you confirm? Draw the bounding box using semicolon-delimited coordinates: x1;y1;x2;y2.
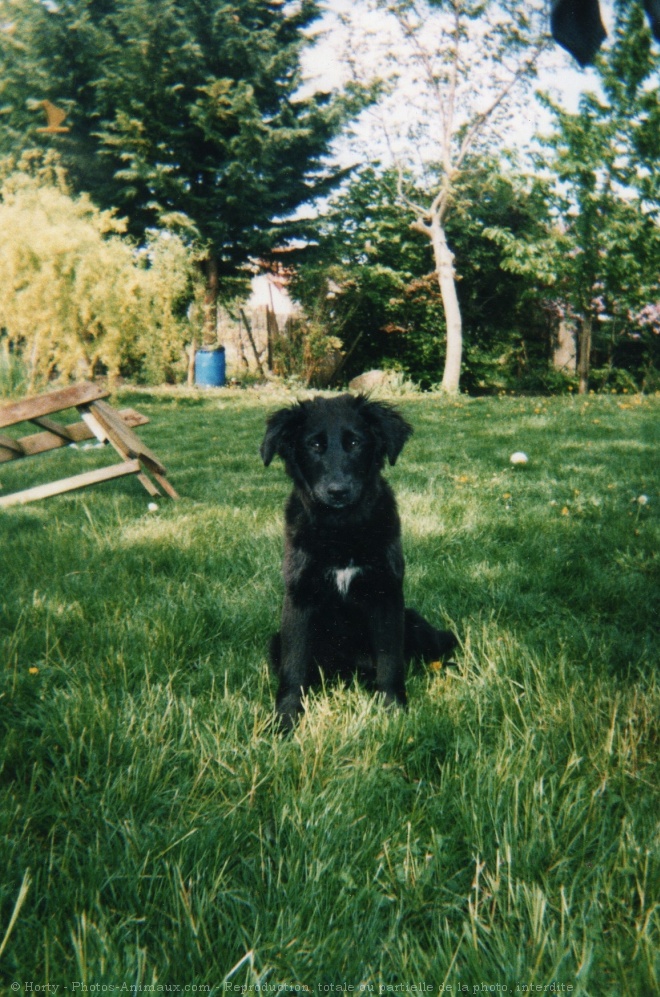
551;0;660;66
644;0;660;39
550;0;607;66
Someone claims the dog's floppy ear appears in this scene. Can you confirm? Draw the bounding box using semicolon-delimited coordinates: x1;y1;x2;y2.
260;405;304;467
358;397;413;466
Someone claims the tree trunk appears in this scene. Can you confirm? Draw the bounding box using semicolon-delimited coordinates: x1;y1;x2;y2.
203;255;219;346
187;335;197;388
577;313;592;394
430;216;463;394
187;253;218;386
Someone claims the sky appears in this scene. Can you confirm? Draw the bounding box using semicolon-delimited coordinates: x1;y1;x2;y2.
300;0;616;168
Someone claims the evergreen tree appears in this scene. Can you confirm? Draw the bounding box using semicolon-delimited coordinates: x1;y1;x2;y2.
0;0;350;308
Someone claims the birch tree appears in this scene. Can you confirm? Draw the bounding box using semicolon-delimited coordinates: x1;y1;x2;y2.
345;0;549;392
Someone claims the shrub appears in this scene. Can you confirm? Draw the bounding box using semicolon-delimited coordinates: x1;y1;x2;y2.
0;151;200;387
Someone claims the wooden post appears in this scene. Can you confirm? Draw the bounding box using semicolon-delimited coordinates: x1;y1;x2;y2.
240;309;266;377
266;306;279;372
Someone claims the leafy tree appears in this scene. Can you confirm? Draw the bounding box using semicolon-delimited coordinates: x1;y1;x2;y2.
0;0;351;328
487;2;660;392
289;167;443;384
336;0;549;392
0;151;198;387
291;162;552;389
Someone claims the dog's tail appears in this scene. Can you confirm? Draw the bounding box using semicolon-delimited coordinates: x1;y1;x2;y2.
404;608;457;665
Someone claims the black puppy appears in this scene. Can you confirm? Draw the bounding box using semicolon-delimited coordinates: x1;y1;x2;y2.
260;393;456;731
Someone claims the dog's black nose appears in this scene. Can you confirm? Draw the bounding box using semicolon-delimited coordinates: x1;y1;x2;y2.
327;485;351;505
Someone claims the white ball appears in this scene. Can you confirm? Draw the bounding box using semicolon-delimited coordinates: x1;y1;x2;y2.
148;502;159;512
510;451;528;465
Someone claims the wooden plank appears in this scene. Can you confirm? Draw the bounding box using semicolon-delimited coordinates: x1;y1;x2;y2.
30;416;74;441
68;408;149;439
88;399;166;474
136;472;162;498
0;432;61;462
0;460;142;507
109;408;150;429
80;409;108;444
151;471;180;501
0;383;108;429
0;410;150;464
0;433;24;454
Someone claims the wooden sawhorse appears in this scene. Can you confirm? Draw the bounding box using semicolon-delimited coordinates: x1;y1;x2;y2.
0;383;179;507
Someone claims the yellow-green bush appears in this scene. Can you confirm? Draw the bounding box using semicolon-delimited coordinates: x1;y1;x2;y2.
0;152;200;387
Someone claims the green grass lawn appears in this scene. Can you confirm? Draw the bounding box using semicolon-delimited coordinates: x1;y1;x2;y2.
1;389;658;994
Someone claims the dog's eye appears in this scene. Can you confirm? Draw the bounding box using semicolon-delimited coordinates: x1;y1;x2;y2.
344;434;361;451
307;436;325;453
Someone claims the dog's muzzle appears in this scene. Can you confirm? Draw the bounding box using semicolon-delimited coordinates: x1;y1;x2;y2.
316;483;358;509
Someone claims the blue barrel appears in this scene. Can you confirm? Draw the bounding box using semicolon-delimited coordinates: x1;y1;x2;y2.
195;347;226;387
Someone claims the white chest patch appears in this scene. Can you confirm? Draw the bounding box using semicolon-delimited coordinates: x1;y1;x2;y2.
333;565;362;597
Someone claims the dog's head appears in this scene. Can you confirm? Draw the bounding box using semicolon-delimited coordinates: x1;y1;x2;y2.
260;394;412;510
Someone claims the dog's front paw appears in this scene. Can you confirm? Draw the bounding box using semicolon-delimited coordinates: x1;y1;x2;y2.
275;690;304;734
378;688;407;711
